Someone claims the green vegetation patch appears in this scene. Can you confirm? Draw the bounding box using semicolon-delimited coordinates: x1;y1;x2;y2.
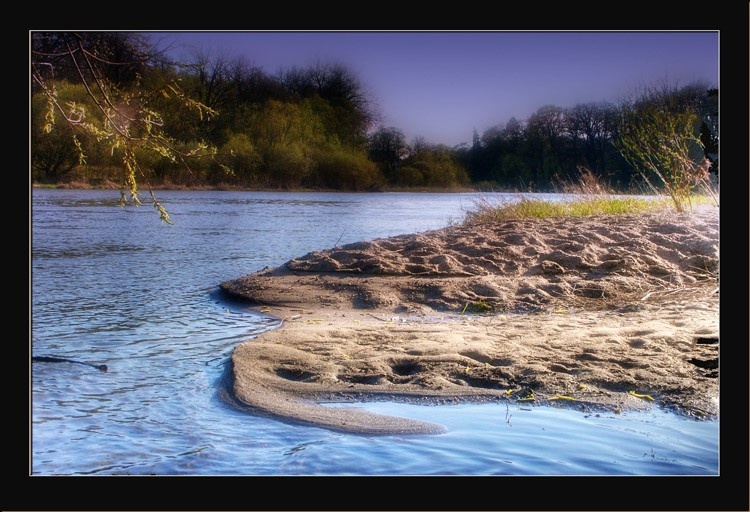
464;194;715;225
461;300;494;314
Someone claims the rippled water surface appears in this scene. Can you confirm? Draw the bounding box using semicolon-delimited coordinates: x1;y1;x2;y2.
30;189;718;476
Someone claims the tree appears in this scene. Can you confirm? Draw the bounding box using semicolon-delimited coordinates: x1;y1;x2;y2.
615;80;714;211
503;117;524;145
31;83;90;181
309;144;384;191
400;140;469;188
565;102;617;174
526;105;568;185
278;62;379;148
176;50;278;147
490;118;529;186
216;133;260;184
32;32;151;87
367;127;409;181
699;88;718;179
31;31;221;222
244;100;324;188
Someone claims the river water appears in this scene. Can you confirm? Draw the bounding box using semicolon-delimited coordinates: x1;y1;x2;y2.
30;189;718;476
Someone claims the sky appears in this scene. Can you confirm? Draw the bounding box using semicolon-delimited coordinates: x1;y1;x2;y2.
145;31;719;148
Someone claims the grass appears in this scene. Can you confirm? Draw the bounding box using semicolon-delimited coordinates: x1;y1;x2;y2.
462;300;493;314
464;167;718;225
465;196;660;224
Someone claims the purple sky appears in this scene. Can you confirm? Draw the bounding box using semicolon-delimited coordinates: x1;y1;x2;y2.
146;31;718;147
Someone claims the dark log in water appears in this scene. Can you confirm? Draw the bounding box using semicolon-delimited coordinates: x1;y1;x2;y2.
32;356;108;372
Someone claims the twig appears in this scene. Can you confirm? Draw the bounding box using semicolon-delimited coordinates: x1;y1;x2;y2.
661;286;690;296
334;229;346;248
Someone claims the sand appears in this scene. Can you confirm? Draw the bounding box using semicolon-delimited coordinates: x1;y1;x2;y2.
219;205;719;435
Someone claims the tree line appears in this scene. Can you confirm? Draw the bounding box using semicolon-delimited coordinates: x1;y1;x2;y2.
31;32;718;197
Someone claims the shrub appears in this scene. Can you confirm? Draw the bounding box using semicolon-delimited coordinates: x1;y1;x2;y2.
615;81;716;212
311;146;384;190
396;166;425;187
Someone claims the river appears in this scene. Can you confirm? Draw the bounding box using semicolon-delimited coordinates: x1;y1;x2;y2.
30;189;718;476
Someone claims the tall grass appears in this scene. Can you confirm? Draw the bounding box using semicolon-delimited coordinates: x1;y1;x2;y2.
465;166;717;225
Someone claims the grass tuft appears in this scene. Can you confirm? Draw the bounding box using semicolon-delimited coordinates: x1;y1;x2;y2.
464;196;668;224
464;167;717;225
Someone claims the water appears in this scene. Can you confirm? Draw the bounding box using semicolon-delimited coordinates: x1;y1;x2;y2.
30;189;718;476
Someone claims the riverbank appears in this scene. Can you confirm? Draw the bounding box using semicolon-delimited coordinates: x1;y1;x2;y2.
31;180;490;194
220;206;719;435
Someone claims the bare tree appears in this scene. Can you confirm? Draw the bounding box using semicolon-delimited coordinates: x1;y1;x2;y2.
367;126;409;180
566;101;618;174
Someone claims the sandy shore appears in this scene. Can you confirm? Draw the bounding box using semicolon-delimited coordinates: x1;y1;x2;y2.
220;206;719;435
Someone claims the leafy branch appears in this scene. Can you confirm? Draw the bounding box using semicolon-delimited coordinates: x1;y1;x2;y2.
31;32;229;222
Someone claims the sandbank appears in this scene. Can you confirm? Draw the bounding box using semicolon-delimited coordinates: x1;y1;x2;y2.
220;206;719;435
